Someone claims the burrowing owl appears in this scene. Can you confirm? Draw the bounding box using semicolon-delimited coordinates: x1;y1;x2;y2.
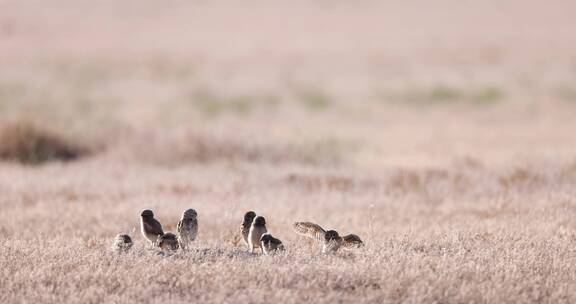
248;216;267;253
111;234;133;253
241;211;256;248
157;232;179;251
293;221;363;254
177;208;198;250
140;209;164;246
260;233;285;255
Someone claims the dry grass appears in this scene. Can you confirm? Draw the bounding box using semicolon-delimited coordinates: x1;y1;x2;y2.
1;160;576;303
113;130;343;167
2;0;576;303
0;121;89;165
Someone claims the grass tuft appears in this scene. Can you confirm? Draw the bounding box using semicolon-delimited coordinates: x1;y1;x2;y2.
0;121;89;165
127;131;344;166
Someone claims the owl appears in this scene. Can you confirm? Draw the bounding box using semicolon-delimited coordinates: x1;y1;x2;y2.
240;211;257;249
140;209;164;247
157;232;179;252
293;221;363;254
248;216;267;253
260;233;285;255
177;208;198;250
111;234;133;253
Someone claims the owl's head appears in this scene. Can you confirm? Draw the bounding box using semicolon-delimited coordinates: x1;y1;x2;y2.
243;211;256;223
158;233;179;251
260;233;273;245
182;209;197;219
141;209;154;218
325;230;340;241
253;216;266;227
116;234;132;244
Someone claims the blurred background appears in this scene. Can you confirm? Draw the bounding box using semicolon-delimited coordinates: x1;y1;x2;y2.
1;0;576;168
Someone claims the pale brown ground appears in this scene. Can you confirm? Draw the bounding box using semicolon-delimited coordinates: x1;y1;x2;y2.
1;1;576;303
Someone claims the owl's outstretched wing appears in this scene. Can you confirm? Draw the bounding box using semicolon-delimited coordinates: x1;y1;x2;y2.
342;234;364;248
293;222;326;243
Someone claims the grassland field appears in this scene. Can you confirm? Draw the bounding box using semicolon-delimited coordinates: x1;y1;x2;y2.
1;1;576;303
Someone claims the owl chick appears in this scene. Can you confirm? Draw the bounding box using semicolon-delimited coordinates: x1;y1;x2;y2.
177;208;198;250
240;211;256;248
157;232;179;252
111;234;133;253
140;209;164;247
293;221;363;254
260;233;285;255
248;216;267;253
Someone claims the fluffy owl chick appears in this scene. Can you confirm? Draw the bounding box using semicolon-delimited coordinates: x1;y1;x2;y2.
248;216;267;253
240;211;257;248
111;234;133;253
140;209;164;247
260;233;285;255
177;208;198;250
157;232;179;251
293;221;364;254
